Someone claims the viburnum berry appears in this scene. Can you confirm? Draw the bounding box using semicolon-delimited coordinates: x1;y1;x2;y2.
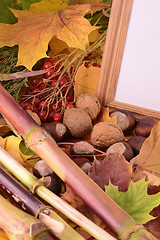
42;61;53;69
65;103;74;109
33;97;40;106
19;101;25;108
47;111;54;122
66;93;74;102
59;77;68;87
44;69;55;79
30;77;40;86
24;102;34;111
32;87;40;94
38;111;47;121
39;82;46;90
53;112;62;122
39;100;48;110
50;79;58;88
92;62;100;67
48;58;61;69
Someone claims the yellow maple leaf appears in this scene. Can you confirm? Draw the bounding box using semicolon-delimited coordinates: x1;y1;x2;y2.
0;5;96;70
75;63;100;98
29;0;68;13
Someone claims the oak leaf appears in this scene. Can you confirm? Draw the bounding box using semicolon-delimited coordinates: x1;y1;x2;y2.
75;64;100;98
0;5;96;70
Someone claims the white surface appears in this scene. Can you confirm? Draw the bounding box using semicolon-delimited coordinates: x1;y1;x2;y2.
114;0;160;111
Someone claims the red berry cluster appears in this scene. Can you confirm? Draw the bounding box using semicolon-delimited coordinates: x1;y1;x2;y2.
19;58;74;122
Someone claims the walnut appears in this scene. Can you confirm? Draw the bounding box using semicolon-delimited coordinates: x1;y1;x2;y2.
75;94;101;120
90;122;124;148
63;108;92;138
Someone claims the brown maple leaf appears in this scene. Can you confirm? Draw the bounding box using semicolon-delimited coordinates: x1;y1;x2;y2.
88;153;132;192
0;5;96;70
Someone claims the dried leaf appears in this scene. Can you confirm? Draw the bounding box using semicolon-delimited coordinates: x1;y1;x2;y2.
0;229;8;240
49;36;72;56
61;185;105;227
0;136;5;148
0;5;96;70
105;179;160;224
4;135;32;167
75;64;100;99
26;110;41;125
29;0;68;13
98;107;117;125
0;125;12;136
132;122;160;183
88;153;132;192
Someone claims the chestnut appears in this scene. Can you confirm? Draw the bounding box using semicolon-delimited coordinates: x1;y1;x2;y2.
42;122;69;142
72;158;91;174
134;117;157;137
110;109;136;134
127;136;146;156
106;141;134;161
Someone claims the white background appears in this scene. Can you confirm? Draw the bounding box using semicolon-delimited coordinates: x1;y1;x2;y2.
114;0;160;111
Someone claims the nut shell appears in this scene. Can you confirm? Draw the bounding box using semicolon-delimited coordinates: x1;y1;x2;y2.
128;135;146;156
75;94;101;120
90;122;124;148
42;122;69;142
63;108;92;138
110;109;136;134
106;141;134;161
134;117;157;137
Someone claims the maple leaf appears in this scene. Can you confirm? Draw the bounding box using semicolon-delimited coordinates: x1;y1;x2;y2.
88;153;132;192
75;64;100;99
105;178;160;224
0;5;97;70
132;122;160;185
29;0;68;13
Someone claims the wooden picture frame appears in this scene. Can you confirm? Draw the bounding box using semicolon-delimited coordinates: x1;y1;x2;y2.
97;0;160;120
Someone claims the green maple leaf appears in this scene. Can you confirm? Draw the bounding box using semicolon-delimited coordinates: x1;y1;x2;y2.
105;178;160;224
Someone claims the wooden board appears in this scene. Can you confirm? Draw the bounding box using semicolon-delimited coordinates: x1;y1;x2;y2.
97;0;160;120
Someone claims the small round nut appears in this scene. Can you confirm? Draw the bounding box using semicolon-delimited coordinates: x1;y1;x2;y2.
70;141;95;155
127;135;146;156
72;157;91;174
90;122;124;148
134;117;157;137
63;108;92;138
106;141;134;161
75;94;101;120
42;122;69;142
34;160;53;177
110;109;136;133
